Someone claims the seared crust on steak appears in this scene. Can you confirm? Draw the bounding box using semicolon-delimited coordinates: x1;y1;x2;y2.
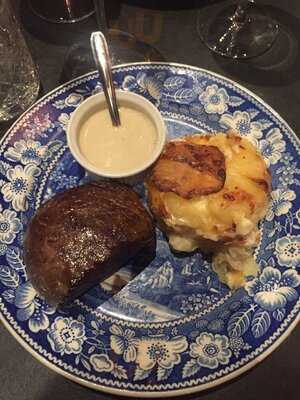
24;181;156;305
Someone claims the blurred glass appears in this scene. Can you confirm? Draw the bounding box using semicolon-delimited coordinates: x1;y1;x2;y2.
61;0;164;81
197;1;279;59
0;0;39;121
29;0;94;23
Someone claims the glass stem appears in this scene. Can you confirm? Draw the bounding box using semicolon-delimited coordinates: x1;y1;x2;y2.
93;0;109;38
233;1;254;24
224;0;254;53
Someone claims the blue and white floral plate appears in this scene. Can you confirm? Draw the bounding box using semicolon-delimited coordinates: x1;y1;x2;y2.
0;63;299;397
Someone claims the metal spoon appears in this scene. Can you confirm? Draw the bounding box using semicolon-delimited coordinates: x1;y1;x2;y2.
90;31;121;126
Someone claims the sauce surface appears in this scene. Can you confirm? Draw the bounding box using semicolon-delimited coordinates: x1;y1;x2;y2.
79;106;157;174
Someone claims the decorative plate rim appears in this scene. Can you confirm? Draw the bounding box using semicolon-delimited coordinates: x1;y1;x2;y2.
1;303;299;397
0;62;299;397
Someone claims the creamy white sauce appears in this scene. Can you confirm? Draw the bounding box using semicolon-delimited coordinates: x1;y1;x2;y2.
79;106;157;174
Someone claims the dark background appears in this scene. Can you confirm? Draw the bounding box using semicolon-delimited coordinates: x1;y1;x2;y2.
1;0;300;399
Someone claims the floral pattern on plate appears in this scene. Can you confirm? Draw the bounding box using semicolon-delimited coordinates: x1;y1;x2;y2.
0;63;299;396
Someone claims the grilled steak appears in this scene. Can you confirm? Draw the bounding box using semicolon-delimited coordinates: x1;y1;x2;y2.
24;181;156;305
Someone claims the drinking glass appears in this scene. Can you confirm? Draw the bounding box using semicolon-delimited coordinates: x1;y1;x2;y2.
0;0;39;121
29;0;95;24
61;0;164;81
197;0;279;59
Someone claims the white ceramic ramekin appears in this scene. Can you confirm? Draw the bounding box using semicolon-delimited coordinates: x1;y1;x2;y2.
67;90;166;180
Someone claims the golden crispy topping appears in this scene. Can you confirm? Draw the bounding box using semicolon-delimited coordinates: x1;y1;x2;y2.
149;141;226;199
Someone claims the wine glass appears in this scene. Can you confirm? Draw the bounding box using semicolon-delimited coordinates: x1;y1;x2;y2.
61;0;164;81
29;0;95;23
197;0;279;59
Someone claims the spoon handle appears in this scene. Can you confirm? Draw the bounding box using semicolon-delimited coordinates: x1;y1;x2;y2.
90;31;120;126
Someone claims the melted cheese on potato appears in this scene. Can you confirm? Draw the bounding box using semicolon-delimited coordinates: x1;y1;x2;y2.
147;132;271;289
